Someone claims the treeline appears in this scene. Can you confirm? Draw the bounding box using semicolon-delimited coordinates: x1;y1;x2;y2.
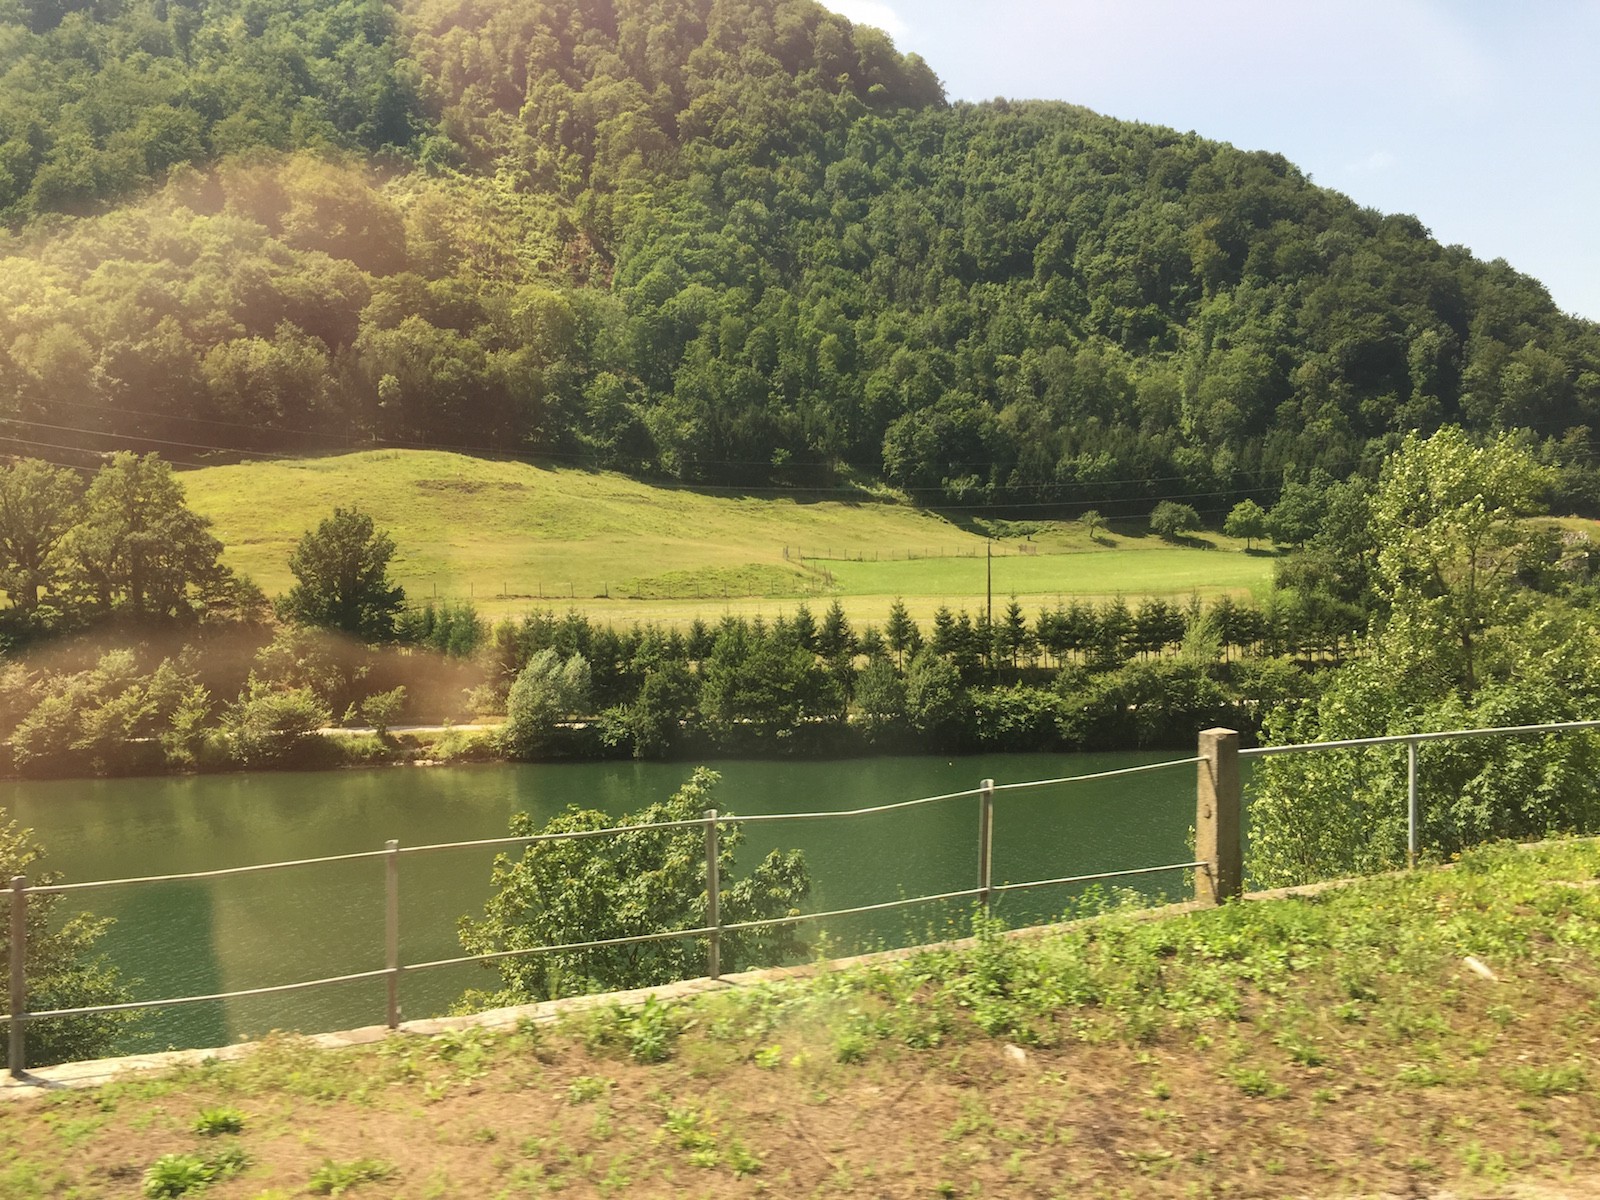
484;598;1321;761
0;592;1322;777
2;0;1598;514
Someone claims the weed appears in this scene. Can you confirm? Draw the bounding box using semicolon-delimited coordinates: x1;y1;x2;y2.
1505;1061;1587;1097
141;1147;249;1199
141;1156;212;1199
192;1108;246;1136
1461;1141;1509;1181
567;1075;615;1104
662;1105;717;1153
752;1044;784;1069
834;1030;868;1063
1395;1063;1447;1087
307;1158;395;1195
628;997;680;1063
1229;1067;1287;1099
725;1138;762;1177
1277;1036;1326;1067
582;998;684;1064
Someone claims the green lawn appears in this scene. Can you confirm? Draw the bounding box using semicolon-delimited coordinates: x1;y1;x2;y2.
182;451;1276;626
816;546;1274;603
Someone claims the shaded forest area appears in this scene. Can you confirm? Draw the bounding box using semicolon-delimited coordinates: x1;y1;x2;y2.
0;0;1597;516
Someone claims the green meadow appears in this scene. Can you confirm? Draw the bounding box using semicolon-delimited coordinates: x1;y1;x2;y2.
183;451;1276;626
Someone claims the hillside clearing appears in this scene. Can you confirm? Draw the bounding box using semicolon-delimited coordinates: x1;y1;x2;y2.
4;839;1599;1198
182;451;1275;627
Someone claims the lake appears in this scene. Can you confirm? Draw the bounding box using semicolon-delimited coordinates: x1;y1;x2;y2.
1;751;1203;1055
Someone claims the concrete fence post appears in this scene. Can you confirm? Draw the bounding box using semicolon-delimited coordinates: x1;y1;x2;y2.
8;875;25;1077
704;810;721;980
1196;729;1242;904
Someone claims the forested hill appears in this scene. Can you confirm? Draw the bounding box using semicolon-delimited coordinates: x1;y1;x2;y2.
2;0;1598;514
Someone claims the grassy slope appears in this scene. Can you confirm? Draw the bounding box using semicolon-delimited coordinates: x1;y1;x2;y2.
4;839;1600;1197
182;451;1275;626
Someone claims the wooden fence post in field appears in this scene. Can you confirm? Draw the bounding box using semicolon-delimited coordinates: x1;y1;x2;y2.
1195;729;1242;904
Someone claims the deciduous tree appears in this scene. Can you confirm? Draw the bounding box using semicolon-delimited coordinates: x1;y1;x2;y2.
63;454;230;623
279;508;406;642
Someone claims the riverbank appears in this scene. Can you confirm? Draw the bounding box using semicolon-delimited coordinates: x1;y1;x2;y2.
2;838;1595;1197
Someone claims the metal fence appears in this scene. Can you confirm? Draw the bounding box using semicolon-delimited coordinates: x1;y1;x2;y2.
3;757;1208;1077
1238;717;1600;868
9;715;1598;1077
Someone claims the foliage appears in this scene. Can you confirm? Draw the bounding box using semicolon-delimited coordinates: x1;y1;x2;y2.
1149;501;1201;541
1223;499;1268;549
359;686;406;737
191;1107;246;1136
61;454;232;623
457;768;809;1003
698;621;842;743
141;1145;248;1198
278;508;406;643
0;818;133;1065
1368;428;1552;691
222;681;331;767
0;458;79;620
0;0;1594;517
8;651;204;776
498;649;590;758
395;601;485;658
1250;430;1592;886
306;1158;394;1195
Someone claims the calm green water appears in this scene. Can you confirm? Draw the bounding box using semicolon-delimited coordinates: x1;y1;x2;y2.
1;752;1198;1055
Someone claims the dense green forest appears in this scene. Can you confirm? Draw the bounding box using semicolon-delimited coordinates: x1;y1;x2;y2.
2;0;1598;514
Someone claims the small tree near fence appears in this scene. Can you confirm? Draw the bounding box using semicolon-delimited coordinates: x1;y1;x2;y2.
2;820;134;1065
456;768;810;1007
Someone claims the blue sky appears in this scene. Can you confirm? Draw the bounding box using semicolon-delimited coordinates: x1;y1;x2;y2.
825;0;1600;322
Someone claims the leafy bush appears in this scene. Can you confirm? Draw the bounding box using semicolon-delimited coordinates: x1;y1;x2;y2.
2;819;133;1066
458;768;809;1003
223;682;331;767
498;650;591;758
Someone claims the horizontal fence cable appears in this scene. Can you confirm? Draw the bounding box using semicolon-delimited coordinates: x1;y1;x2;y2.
719;887;989;934
31;850;393;896
1239;719;1600;759
731;786;987;825
403;924;719;974
991;861;1207;895
15;968;396;1021
990;757;1203;794
399;818;712;857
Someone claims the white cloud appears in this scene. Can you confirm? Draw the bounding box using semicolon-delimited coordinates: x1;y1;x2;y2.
822;0;909;39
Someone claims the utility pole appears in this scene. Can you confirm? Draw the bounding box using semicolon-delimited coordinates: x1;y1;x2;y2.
986;539;993;676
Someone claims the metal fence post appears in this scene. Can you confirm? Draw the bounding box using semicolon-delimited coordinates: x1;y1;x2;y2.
9;875;26;1077
384;841;401;1030
1406;740;1419;870
1196;729;1242;904
704;809;721;981
978;779;995;913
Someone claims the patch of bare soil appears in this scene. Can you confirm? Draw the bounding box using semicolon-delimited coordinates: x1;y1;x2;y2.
5;965;1598;1200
